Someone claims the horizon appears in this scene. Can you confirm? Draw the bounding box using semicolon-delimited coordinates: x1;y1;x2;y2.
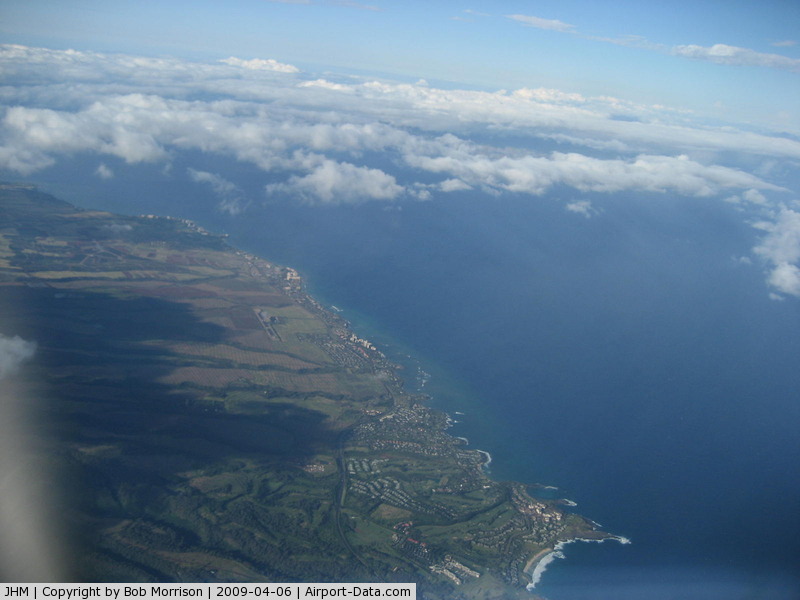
1;0;799;130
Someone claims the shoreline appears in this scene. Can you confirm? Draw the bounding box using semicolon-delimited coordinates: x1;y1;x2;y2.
298;271;630;593
476;449;492;471
145;195;620;594
524;544;562;591
523;535;632;590
524;547;554;574
166;197;623;594
4;185;628;596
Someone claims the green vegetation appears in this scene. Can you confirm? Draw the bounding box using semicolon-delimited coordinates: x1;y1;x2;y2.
0;184;610;599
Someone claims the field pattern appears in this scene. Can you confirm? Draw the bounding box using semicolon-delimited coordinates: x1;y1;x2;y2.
0;185;608;600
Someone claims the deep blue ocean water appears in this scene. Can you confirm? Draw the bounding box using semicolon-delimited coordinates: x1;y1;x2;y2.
230;193;800;599
31;164;800;599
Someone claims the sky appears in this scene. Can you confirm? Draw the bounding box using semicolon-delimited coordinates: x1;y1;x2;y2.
0;0;798;299
2;0;799;128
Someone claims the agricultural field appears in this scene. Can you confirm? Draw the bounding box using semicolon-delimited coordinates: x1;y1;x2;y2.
0;185;606;599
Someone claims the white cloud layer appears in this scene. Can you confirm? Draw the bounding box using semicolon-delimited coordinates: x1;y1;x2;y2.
0;43;793;211
753;208;800;298
506;14;576;33
672;44;800;73
266;159;403;204
0;45;793;204
404;150;779;197
220;56;300;73
188;169;248;214
95;163;114;179
502;15;800;74
565;200;597;218
0;43;799;296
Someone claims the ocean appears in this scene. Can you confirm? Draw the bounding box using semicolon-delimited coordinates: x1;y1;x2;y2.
34;167;800;599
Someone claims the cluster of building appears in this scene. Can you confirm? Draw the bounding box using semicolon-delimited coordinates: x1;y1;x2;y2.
236;251;284;285
510;485;564;524
391;523;481;585
139;214;214;237
355;406;455;454
301;462;326;474
429;556;481;586
346;458;385;476
347;332;377;352
298;332;372;369
349;476;453;519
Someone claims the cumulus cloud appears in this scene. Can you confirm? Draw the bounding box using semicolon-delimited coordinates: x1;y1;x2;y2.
672;43;800;72
742;189;768;205
0;44;793;210
95;163;113;179
753;208;800;298
188;168;248;215
0;334;36;380
1;44;799;295
188;168;237;194
512;87;586;104
0;91;785;205
299;78;356;93
438;178;472;192
565;200;597;218
501;15;800;75
2;44;799;167
2;98;169;170
507;14;576;33
724;188;771;206
295;78;800;161
266;159;404;204
766;262;800;297
404;150;780;198
220;56;300;73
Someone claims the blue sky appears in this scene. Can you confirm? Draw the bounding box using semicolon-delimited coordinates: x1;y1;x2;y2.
2;0;798;129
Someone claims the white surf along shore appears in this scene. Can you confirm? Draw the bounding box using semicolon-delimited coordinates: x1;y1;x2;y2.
525;535;632;591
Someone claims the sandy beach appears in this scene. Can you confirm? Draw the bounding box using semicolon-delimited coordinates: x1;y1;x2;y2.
524;547;554;575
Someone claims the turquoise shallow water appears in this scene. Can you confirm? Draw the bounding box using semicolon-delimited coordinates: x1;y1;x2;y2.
232;194;800;599
37;169;800;598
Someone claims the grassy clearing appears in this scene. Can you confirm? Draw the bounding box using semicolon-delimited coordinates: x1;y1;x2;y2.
185;265;235;277
29;270;205;281
159;366;255;387
29;270;129;279
157;341;322;369
371;503;413;522
275;317;328;336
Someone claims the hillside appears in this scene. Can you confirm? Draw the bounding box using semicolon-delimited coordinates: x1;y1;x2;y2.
0;184;609;598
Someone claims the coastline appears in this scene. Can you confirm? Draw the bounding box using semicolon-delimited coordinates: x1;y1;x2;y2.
1;185;622;597
524;547;554;575
477;448;492;471
524;535;632;590
295;264;628;594
523;542;569;591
